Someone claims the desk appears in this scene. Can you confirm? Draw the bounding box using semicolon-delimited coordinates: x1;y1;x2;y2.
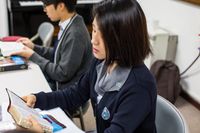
0;62;86;133
0;62;51;104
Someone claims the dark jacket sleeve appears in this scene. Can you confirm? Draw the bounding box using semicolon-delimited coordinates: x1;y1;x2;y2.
34;59;98;111
34;71;90;112
30;31;89;82
33;45;54;60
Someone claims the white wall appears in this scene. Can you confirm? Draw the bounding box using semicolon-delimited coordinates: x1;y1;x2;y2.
138;0;200;103
0;0;9;37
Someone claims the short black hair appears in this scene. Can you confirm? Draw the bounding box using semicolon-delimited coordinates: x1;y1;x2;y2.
93;0;151;67
42;0;77;12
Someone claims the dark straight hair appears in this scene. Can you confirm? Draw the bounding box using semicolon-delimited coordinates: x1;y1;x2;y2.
42;0;77;12
93;0;151;67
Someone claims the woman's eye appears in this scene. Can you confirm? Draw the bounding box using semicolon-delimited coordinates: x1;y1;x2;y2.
93;29;96;33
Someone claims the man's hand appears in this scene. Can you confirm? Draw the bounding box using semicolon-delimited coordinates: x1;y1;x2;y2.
11;46;34;59
17;37;35;49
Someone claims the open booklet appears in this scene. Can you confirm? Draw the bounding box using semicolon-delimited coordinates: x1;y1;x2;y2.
5;88;66;133
0;41;24;57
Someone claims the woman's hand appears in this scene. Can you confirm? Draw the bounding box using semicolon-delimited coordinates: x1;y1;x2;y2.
11;46;34;59
17;37;35;49
22;94;37;108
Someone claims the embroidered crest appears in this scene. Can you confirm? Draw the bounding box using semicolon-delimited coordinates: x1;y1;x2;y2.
116;82;122;88
101;107;110;120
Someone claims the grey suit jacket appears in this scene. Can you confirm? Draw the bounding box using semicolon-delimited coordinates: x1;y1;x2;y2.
30;14;92;90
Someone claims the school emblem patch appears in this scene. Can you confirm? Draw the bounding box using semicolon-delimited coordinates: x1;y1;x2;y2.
101;107;110;120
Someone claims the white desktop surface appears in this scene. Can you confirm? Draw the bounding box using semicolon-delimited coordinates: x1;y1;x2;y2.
0;62;85;132
0;62;51;104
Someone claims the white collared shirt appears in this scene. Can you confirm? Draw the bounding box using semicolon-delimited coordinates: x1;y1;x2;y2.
57;18;71;40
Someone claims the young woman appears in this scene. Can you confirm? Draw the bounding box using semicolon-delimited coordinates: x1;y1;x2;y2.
23;0;157;132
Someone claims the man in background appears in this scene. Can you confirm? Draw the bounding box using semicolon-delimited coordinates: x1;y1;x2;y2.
14;0;92;91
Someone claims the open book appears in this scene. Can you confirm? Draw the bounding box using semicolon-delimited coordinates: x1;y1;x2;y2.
0;41;24;57
6;88;66;133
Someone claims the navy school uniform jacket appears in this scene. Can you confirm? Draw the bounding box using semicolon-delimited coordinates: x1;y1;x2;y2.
34;59;157;133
